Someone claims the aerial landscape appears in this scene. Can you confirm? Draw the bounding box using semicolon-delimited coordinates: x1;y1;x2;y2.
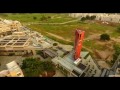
0;13;120;77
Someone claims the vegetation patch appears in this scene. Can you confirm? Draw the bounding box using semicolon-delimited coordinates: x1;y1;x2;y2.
21;58;56;77
100;34;110;41
0;13;76;23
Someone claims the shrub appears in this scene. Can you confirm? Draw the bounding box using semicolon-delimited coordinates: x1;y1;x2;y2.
81;17;86;21
53;43;58;46
100;33;110;41
90;15;96;20
40;16;47;21
9;53;15;56
33;16;37;20
80;15;96;21
47;16;51;19
86;15;90;19
117;26;120;32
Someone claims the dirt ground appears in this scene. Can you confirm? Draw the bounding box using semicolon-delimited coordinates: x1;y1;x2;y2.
97;61;110;69
95;49;114;61
85;34;100;40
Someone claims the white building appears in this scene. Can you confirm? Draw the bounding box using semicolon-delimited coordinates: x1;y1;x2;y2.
69;13;120;23
52;51;102;77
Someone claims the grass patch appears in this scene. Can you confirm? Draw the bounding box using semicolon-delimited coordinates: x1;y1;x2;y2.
0;13;76;23
110;30;120;38
83;40;105;51
45;34;74;45
28;21;118;41
27;21;119;50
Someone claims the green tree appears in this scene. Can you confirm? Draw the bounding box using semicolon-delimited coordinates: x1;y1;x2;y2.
21;58;55;77
86;15;90;19
100;33;110;41
80;15;96;21
81;17;86;21
42;61;55;72
90;15;96;20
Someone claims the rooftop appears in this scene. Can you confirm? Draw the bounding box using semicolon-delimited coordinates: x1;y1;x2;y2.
0;35;30;48
6;61;24;77
77;63;86;70
52;51;89;76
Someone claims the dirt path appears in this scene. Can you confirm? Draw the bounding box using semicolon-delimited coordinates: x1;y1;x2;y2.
84;34;100;40
46;32;72;42
82;46;93;53
111;37;120;43
24;19;79;25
